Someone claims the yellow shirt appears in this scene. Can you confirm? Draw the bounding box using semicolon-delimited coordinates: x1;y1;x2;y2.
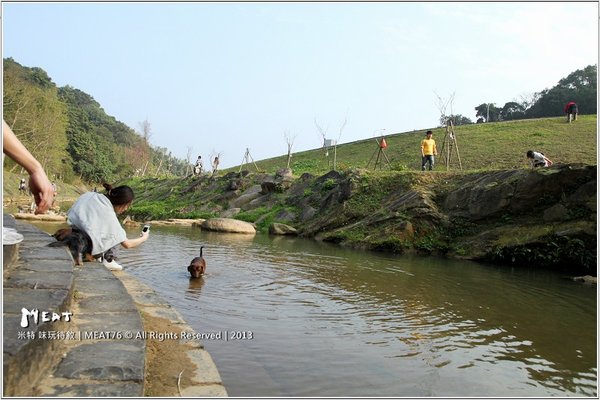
421;138;437;156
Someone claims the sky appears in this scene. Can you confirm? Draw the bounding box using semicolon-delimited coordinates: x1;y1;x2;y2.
2;2;598;169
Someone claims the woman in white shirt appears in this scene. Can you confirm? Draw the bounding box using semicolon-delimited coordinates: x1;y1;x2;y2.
67;183;149;270
526;150;553;168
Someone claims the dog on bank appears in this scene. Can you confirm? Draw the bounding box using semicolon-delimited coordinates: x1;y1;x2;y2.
48;227;94;266
187;246;206;278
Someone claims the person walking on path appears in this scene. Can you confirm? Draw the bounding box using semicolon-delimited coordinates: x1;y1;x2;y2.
526;150;553;168
3;120;54;214
564;101;578;123
421;130;437;171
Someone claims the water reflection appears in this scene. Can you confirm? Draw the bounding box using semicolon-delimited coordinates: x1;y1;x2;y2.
29;222;597;397
187;276;205;293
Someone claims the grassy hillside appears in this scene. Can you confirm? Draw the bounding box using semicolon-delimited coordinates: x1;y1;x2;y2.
225;115;597;174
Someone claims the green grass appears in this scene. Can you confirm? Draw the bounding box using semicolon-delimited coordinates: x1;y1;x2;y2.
223;115;597;175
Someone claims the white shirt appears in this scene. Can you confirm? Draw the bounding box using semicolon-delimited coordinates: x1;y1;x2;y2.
531;151;547;167
67;192;127;255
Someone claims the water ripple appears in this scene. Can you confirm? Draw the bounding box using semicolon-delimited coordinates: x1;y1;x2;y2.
111;225;597;397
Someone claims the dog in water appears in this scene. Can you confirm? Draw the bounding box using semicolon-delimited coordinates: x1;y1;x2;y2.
48;227;93;266
187;246;206;278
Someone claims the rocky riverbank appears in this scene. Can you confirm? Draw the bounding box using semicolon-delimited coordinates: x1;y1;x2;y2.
123;164;596;276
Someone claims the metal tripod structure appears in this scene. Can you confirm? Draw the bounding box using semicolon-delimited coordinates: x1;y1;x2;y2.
239;148;259;172
439;120;463;171
366;137;391;170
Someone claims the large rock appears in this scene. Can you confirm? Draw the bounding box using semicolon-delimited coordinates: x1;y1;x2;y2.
12;213;67;222
276;168;293;179
442;170;523;220
442;165;596;220
268;223;298;236
146;218;205;226
229;185;262;208
201;218;256;234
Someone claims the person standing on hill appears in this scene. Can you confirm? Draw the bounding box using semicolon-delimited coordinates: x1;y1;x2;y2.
420;130;437;171
564;101;578;123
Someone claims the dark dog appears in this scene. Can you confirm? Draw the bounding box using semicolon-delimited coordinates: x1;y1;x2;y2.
187;246;206;278
48;227;93;266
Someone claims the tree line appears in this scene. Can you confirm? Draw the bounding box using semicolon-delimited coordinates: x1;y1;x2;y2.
442;64;596;126
3;57;190;184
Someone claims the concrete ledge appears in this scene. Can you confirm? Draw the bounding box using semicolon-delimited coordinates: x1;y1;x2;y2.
3;215;75;397
117;272;228;396
35;261;146;397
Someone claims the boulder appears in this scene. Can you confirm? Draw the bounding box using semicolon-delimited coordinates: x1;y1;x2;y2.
300;172;314;181
274;209;297;222
229;185;262;208
201;218;256;234
276;168;293;179
220;208;241;218
572;275;597;284
260;180;277;194
397;220;414;240
228;179;242;191
300;206;317;222
269;223;298;236
147;218;205;226
543;204;568;222
442;170;521;220
12;213;66;222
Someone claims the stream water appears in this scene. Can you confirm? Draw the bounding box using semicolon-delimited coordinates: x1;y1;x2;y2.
30;222;597;397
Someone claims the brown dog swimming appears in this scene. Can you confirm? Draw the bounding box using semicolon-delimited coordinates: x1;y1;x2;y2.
187;246;206;278
48;227;94;266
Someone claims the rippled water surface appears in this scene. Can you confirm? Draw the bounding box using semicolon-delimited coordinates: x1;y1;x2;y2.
35;223;598;397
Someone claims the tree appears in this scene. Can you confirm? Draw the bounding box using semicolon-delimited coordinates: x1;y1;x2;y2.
517;92;540;111
314;116;347;171
526;65;597;118
3;57;210;183
475;103;501;122
314;118;329;156
185;146;194;177
284;130;296;169
434;91;456;126
333;116;347;171
139;119;152;144
3;58;69;179
499;102;526;121
442;114;473;126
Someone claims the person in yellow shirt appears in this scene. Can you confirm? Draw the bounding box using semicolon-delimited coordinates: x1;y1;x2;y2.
420;130;437;171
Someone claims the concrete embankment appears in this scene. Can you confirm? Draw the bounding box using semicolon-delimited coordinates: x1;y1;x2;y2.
2;214;227;397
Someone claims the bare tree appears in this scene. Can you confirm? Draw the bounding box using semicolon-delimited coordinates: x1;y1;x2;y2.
314;118;329;156
517;92;540;111
185;146;194;177
284;130;296;169
154;147;167;176
139;119;152;144
134;119;154;177
434;91;456;126
333;116;347;171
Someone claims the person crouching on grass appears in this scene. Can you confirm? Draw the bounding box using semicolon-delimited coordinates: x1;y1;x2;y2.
66;182;149;270
526;150;553;168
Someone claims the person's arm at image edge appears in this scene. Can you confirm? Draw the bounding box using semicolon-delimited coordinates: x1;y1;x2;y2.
3;120;54;214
